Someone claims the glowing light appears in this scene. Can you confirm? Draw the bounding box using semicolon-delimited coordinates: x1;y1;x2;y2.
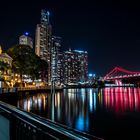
103;87;140;114
73;50;86;53
75;115;89;131
89;89;93;112
88;73;93;77
47;11;50;16
25;32;29;36
88;73;96;77
93;92;96;111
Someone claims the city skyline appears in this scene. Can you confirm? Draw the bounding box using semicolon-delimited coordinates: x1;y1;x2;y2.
0;0;140;75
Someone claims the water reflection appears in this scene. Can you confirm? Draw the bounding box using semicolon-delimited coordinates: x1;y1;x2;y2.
16;87;140;138
100;87;140;113
18;94;47;112
17;87;140;120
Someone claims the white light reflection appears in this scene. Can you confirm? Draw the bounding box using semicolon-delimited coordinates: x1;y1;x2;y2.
89;89;93;112
27;99;31;112
93;92;96;111
81;88;86;103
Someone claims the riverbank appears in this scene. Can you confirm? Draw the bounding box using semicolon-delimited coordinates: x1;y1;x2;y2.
0;86;63;96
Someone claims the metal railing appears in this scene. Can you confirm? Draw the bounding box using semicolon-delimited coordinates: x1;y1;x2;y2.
0;101;103;140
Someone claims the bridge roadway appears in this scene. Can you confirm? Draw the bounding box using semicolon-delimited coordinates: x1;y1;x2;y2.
0;101;103;140
104;73;140;80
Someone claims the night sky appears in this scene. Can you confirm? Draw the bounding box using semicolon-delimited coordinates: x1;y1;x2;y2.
0;0;140;75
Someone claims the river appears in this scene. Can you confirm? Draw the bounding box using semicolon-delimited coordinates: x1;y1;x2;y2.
2;87;140;140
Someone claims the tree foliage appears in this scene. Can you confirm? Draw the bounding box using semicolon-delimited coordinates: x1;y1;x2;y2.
0;61;10;81
7;44;48;81
0;61;10;72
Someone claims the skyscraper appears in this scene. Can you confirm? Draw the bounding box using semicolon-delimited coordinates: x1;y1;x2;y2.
63;49;76;84
73;50;88;82
63;49;88;84
19;33;33;48
35;9;52;84
51;36;63;85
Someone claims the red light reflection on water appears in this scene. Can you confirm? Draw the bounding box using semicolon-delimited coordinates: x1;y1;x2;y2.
103;87;140;113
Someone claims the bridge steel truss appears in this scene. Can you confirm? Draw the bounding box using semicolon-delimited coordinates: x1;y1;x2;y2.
104;67;140;81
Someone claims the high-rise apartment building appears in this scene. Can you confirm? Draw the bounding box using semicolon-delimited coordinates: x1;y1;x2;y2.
35;9;52;84
73;50;88;82
19;33;33;48
63;49;88;84
51;36;63;85
63;49;76;84
35;10;89;86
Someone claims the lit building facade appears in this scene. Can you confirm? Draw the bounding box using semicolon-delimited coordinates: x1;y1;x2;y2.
19;33;33;48
63;49;76;84
73;50;88;83
35;9;52;84
0;46;13;87
51;36;63;85
63;49;88;84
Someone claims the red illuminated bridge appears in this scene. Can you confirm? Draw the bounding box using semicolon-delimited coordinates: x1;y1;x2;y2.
104;67;140;86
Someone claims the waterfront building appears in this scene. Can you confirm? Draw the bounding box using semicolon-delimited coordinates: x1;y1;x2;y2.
63;49;88;84
63;49;76;84
51;36;63;85
0;46;13;87
35;9;52;84
73;50;88;83
19;33;33;48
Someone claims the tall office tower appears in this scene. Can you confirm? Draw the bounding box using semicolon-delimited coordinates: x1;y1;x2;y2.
35;9;52;84
63;49;76;84
63;49;88;84
73;50;88;82
19;33;33;48
51;36;63;85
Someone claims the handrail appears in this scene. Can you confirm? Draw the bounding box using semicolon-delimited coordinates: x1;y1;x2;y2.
0;101;103;140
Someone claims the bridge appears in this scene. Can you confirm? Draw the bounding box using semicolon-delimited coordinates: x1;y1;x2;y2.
104;67;140;86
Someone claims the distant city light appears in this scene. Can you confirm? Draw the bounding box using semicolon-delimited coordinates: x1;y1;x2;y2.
88;73;96;77
74;50;84;53
25;32;29;36
89;74;93;77
47;11;50;16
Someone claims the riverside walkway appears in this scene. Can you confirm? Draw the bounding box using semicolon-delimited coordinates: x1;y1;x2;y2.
0;86;62;94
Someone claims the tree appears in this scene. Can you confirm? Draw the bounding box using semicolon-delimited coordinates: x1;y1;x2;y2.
7;44;48;85
0;61;11;89
0;61;9;72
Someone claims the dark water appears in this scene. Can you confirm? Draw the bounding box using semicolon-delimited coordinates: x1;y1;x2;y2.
4;87;140;140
